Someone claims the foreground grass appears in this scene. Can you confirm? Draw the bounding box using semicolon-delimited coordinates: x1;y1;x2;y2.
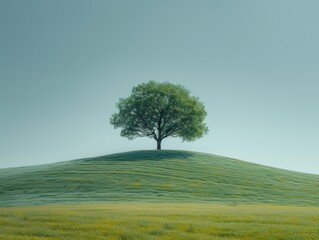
1;203;319;240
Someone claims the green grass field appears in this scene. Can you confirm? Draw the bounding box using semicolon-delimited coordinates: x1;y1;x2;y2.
1;203;319;240
1;150;319;239
1;150;319;206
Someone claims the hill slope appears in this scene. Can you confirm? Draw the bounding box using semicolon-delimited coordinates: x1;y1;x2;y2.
1;150;319;206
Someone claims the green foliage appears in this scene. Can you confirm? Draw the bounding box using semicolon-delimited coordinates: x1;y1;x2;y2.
110;81;208;149
1;150;319;207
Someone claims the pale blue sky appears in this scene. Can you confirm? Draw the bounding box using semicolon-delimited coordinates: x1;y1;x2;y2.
1;0;319;174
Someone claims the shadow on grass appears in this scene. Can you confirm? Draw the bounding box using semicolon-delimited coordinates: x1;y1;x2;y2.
89;150;196;162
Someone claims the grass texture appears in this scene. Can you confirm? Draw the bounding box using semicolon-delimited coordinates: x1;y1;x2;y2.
1;150;319;206
1;203;319;240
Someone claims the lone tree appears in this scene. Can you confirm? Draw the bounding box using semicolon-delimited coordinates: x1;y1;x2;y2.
110;81;208;150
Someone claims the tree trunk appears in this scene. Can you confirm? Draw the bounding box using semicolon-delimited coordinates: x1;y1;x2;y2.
156;139;162;150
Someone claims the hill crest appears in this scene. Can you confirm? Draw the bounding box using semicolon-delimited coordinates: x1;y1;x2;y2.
1;150;319;207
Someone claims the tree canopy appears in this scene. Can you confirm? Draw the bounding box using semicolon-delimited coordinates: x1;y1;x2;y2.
110;81;208;149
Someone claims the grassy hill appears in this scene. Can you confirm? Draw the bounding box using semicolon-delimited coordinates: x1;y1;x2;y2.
1;150;319;207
